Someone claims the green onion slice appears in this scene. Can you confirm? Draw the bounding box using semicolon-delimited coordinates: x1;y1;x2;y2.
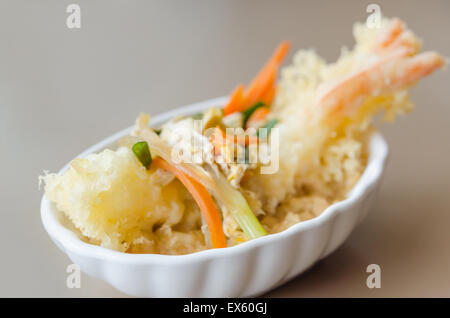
191;112;204;120
242;101;266;125
132;141;152;169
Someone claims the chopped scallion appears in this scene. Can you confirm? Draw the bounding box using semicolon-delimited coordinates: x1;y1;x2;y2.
191;112;204;120
132;141;152;169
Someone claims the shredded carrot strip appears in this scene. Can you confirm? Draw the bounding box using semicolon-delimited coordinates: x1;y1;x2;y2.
271;40;291;64
153;157;227;249
261;84;276;105
210;126;258;152
243;41;290;108
223;84;245;116
246;107;270;129
223;41;290;115
244;63;276;108
209;126;226;155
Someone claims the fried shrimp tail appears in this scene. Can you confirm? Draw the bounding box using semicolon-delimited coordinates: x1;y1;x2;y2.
315;18;445;125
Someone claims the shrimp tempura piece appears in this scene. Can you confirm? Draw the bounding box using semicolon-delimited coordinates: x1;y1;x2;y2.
315;18;445;126
246;17;445;214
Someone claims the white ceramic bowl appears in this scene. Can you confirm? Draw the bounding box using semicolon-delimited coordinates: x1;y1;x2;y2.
40;96;389;297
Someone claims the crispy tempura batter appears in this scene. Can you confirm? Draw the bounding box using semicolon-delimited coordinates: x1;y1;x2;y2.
43;17;444;254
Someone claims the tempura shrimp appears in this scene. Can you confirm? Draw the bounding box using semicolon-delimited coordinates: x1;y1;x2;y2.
246;17;445;214
315;18;445;126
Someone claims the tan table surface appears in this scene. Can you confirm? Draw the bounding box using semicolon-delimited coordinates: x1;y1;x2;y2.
1;0;449;297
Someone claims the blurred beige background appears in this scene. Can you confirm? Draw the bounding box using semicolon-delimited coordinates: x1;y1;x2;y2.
0;0;449;297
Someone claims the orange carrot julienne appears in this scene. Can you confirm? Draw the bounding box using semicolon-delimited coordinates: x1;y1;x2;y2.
209;126;226;156
224;84;245;115
223;41;290;116
271;40;291;64
153;157;227;249
246;107;270;129
244;64;276;108
243;41;290;109
261;85;276;105
211;126;259;149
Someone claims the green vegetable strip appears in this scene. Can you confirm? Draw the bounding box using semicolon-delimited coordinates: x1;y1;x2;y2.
208;166;267;239
242;101;266;125
191;112;204;120
136;125;266;240
132;141;152;169
229;193;267;239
